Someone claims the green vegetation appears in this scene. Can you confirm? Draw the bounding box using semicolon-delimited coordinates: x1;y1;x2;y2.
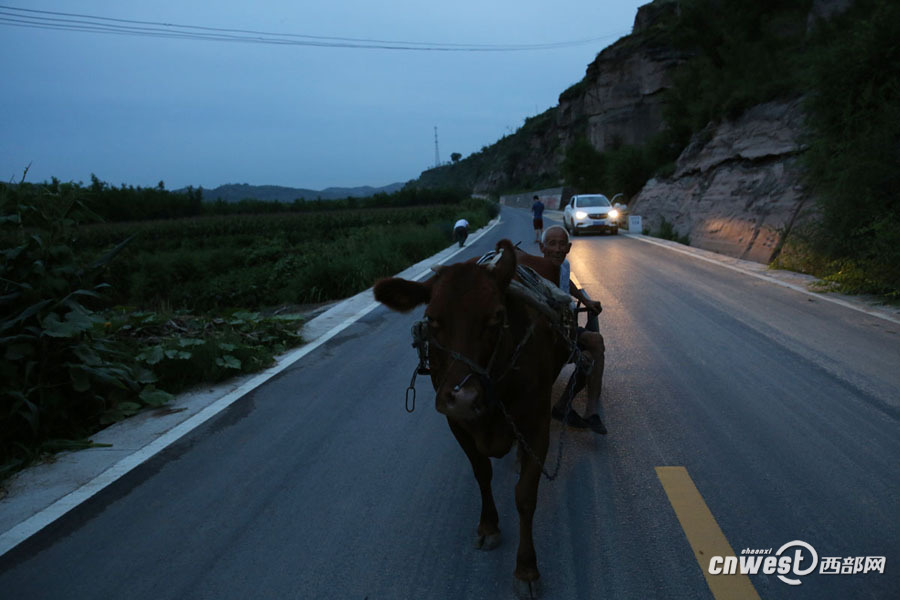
2;177;469;222
652;216;691;246
1;178;497;479
562;133;680;199
797;0;900;297
80;204;486;311
663;0;812;139
1;182;171;479
559;79;588;103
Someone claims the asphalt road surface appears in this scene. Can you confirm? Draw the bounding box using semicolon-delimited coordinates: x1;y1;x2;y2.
1;206;898;599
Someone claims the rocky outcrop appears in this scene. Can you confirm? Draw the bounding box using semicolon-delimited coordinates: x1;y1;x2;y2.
555;5;687;154
470;2;686;196
629;99;814;263
556;45;683;152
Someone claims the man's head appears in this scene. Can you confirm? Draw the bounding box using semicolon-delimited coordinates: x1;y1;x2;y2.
539;225;571;266
533;195;539;201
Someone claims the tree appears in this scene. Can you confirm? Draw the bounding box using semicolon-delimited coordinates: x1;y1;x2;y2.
450;152;462;163
561;136;605;191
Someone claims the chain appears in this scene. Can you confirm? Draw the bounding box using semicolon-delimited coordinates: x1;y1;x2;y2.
494;339;585;481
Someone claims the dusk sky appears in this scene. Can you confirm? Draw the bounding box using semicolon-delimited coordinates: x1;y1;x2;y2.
1;1;646;191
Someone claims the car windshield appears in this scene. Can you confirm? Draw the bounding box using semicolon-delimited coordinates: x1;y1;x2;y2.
575;195;610;208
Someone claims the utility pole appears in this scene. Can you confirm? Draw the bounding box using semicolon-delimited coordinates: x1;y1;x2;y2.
434;126;440;168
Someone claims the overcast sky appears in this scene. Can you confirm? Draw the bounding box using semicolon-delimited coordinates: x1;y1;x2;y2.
1;1;646;191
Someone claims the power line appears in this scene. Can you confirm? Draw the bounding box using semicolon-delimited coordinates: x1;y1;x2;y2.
0;4;627;52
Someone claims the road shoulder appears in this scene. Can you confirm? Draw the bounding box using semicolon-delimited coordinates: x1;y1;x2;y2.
542;207;900;325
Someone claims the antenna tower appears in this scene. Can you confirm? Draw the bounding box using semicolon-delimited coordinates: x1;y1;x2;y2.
434;126;440;168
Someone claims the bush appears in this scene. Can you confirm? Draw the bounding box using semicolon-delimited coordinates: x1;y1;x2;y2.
652;216;691;245
801;0;900;297
562;136;606;191
0;181;173;478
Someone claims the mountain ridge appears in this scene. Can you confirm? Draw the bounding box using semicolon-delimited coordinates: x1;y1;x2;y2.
179;181;406;203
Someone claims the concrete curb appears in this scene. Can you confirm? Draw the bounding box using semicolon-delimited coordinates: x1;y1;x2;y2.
620;231;900;326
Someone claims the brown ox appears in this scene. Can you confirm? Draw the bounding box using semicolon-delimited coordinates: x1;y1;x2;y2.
373;239;571;599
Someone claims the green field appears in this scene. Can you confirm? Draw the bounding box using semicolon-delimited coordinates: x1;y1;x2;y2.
0;181;497;480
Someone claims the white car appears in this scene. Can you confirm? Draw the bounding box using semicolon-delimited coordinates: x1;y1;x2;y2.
563;194;621;236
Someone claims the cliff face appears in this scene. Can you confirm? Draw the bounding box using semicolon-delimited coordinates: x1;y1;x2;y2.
630;99;812;263
469;1;684;196
555;2;684;153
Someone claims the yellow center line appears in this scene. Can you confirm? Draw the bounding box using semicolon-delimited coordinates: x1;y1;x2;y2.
656;466;762;600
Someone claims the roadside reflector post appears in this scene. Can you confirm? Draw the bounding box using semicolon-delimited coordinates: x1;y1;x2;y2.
628;215;642;233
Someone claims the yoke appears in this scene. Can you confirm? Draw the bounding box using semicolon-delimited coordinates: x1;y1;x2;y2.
476;250;577;340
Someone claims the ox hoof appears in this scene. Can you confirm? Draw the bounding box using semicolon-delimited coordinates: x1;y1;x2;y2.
473;532;502;551
513;577;542;600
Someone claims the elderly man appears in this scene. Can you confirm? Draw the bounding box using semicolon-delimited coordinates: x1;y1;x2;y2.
540;225;607;434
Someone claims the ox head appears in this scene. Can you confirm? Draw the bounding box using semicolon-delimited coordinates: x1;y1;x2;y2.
374;239;518;421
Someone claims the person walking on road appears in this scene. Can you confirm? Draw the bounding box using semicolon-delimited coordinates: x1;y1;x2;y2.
453;218;469;247
531;195;545;244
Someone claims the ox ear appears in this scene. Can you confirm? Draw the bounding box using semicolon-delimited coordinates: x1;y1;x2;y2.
374;277;431;312
488;239;517;291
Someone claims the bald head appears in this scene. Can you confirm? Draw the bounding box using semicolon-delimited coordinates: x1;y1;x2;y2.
539;225;571;266
541;225;569;245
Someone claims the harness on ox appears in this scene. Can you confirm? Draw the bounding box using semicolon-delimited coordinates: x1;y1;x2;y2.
403;248;594;481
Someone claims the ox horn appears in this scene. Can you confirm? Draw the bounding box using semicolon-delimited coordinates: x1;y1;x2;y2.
430;264;445;273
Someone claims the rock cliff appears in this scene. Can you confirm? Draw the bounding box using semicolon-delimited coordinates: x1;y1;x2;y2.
467;1;686;196
556;1;684;154
629;99;813;263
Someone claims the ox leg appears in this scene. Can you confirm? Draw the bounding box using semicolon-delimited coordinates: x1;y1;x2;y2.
448;422;502;551
513;427;549;599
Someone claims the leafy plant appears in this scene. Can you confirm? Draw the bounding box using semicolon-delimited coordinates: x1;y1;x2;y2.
652;216;691;246
1;175;171;477
107;309;305;393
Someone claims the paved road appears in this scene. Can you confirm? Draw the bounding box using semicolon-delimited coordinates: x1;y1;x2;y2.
1;206;898;599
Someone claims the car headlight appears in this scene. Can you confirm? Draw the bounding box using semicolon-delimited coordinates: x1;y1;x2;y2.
575;210;588;219
608;209;619;219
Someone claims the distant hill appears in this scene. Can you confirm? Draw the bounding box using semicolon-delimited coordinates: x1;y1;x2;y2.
188;182;406;203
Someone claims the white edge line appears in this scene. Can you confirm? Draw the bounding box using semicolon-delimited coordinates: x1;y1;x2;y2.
625;233;900;326
0;216;503;557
